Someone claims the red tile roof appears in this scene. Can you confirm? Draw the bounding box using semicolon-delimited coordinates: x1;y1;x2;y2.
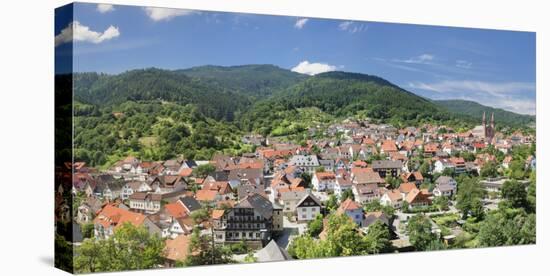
94;205;146;230
165;202;187;218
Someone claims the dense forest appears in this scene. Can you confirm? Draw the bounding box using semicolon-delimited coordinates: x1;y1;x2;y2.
69;65;534;167
177;64;307;99
74;69;251;121
238;71;476;136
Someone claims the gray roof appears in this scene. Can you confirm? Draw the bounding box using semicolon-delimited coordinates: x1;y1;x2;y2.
93;174;124;192
179;196;201;212
289;155;320;167
255;240;292;262
280;190;308;201
363;212;389;228
228;168;262;181
296;193;322;207
236;193;273;219
372;160;403;169
183;160;197;168
319;159;335;166
436;176;456;185
209;171;229;181
435;183;455;192
237;184;264;200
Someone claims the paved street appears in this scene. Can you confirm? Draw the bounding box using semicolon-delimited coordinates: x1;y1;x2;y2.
275;216;306;249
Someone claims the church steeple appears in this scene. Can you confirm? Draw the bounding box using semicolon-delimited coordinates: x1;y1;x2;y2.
490;112;494;129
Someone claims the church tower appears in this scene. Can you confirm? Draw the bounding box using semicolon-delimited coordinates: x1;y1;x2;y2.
483;112;495;143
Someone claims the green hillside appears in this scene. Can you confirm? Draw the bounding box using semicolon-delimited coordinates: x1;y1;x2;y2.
238;71;473;136
178;64;308;99
435;99;535;127
70;66;534;167
74;68;251;121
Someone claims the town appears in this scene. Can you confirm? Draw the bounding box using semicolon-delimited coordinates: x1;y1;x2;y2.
56;112;536;272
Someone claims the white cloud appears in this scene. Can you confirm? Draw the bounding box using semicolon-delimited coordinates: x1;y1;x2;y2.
338;21;367;33
408;80;534;97
143;7;196;21
395;54;435;64
407;80;536;115
55;21;120;47
291;61;337;75
96;4;114;13
339;21;353;31
456;60;472;69
294;18;309;29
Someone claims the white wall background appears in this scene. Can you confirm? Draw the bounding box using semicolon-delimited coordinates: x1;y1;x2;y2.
0;0;547;275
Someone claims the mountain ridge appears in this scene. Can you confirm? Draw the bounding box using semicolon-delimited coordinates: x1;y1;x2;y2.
434;99;535;127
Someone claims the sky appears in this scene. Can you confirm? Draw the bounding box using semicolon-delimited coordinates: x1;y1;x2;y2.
55;3;536;115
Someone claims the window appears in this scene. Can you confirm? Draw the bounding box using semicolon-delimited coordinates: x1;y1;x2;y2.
302;208;306;212
249;232;253;238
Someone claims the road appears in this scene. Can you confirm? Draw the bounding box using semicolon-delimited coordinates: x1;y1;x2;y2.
275;216;306;249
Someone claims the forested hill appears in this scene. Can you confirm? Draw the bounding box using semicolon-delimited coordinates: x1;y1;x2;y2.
177;64;308;98
435;99;535;127
73;68;251;121
70;66;535;167
238;71;474;136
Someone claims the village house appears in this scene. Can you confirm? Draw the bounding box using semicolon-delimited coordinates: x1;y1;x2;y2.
160;202;195;239
94;204;151;239
212;193;282;248
296;193;323;222
380;189;404;209
149;175;188;193
279;190;309;215
164;234;191;267
400;171;424;186
363;211;390;229
433;176;457;197
312;171;337;191
380;140;398;155
352;183;381;204
129;190;185;214
351;168;385;186
398;182;417;198
334;172;353;198
405;188;432;209
92;174;125;200
318;159;335;172
337;198;364;226
129;192;163;214
288;155;320;174
228;168;264;189
372;160;403;178
121;181;152;200
76;197;103;224
254;240;293;263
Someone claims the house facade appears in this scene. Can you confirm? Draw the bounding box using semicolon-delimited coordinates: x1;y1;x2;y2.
296;194;322;222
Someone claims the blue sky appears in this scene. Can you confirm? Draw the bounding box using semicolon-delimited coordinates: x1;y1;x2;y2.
55;3;536;115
